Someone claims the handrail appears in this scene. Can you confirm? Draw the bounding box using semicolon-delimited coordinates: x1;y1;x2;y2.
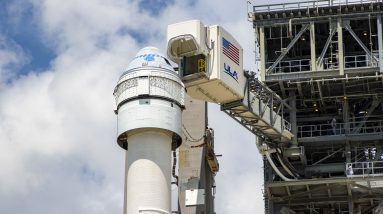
220;75;293;143
253;0;382;13
249;78;292;132
298;119;383;138
266;59;311;74
346;161;383;177
266;54;379;74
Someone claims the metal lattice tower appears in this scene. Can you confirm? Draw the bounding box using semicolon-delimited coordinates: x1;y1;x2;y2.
250;1;383;213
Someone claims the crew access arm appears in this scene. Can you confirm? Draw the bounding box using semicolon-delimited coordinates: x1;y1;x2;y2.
167;20;293;147
166;20;299;184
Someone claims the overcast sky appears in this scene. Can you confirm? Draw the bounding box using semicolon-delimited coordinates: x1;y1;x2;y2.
0;0;298;213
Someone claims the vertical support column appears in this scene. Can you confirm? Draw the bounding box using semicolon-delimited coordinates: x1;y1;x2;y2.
262;150;274;214
204;101;215;214
289;90;298;146
377;15;383;73
346;141;351;164
310;22;317;71
337;18;345;75
348;197;354;214
357;205;362;214
259;27;267;81
343;98;350;134
202;145;215;214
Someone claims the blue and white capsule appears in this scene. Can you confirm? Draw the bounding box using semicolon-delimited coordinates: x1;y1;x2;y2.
114;46;185;150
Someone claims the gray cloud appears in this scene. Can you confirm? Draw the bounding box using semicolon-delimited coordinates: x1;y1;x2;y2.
0;35;30;85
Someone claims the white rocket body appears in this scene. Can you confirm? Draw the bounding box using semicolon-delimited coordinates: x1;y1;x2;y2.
113;47;184;214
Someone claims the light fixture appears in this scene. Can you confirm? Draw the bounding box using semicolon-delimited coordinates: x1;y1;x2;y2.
363;31;368;36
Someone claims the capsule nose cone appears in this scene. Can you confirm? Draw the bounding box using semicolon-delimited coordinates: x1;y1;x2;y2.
125;46;175;72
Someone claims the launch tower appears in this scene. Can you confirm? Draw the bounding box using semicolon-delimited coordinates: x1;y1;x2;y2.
250;0;383;213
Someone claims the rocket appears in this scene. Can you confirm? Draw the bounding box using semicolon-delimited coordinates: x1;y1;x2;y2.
113;47;184;214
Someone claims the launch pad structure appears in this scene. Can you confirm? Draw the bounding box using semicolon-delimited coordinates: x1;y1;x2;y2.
115;1;383;213
250;0;383;213
175;1;383;213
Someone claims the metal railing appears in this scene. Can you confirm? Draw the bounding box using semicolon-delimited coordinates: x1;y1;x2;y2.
266;59;311;74
323;57;339;69
322;54;378;70
345;54;378;68
221;75;293;143
254;0;382;13
249;77;292;132
346;161;383;177
266;54;378;74
297;119;383;138
284;120;292;132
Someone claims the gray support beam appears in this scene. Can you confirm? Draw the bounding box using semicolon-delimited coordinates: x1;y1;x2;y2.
267;177;383;187
310;22;317;71
378;14;383;73
348;197;354;214
357;205;362;214
338;18;345;76
317;25;337;69
375;201;383;214
279;81;286;98
273;195;383;205
259;27;266;81
306;163;345;173
346;141;351;164
352;183;383;195
344;23;378;64
352;98;381;134
281;184;328;200
289;90;298;146
326;183;331;198
297;83;303;98
343;98;350;134
316;81;324;106
312;148;344;165
267;24;309;74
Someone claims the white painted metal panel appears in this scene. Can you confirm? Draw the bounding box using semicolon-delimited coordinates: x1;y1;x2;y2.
185;189;205;206
125;132;172;213
167;20;208;60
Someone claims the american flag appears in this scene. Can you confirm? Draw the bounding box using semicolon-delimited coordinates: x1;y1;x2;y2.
222;37;239;65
